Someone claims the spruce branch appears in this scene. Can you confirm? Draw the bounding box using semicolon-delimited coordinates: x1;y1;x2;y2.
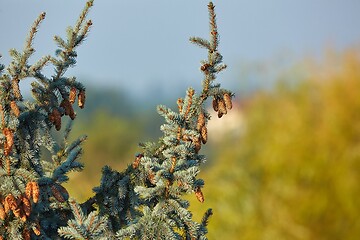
53;1;93;80
58;199;108;240
7;12;46;101
93;2;233;239
1;1;232;239
25;12;46;51
0;1;94;239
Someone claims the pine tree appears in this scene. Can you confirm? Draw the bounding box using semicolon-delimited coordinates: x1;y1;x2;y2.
0;1;233;239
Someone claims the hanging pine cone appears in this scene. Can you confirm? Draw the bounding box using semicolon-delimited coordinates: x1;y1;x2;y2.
217;98;227;118
223;92;232;110
60;99;76;120
25;182;32;200
3;128;14;156
32;182;40;203
200;125;208;144
212;98;219;112
21;195;31;217
69;87;77;104
10;101;20;117
78;90;86;109
193;137;202;153
5;194;17;212
49;108;61;131
195;187;204;203
197;112;206;131
25;181;40;203
51;184;68;203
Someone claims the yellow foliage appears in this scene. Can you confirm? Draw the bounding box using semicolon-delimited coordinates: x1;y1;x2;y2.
189;50;360;239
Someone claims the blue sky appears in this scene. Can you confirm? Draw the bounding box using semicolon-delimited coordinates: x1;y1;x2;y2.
1;0;360;98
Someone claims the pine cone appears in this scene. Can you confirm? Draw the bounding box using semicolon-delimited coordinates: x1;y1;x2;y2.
69;87;77;104
78;90;86;109
217;98;227;118
193;137;202;153
223;93;232;110
60;99;76;120
49;108;61;131
10;101;20;117
197;112;206;131
21;195;31;217
25;182;33;200
5;194;17;211
31;182;40;203
212;98;219;112
200;125;208;144
3;128;14;156
195;187;204;203
51;184;68;203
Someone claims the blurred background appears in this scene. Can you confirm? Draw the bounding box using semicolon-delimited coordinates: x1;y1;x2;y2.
1;1;360;239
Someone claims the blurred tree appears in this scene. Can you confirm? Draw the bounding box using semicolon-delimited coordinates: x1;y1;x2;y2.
188;50;360;240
